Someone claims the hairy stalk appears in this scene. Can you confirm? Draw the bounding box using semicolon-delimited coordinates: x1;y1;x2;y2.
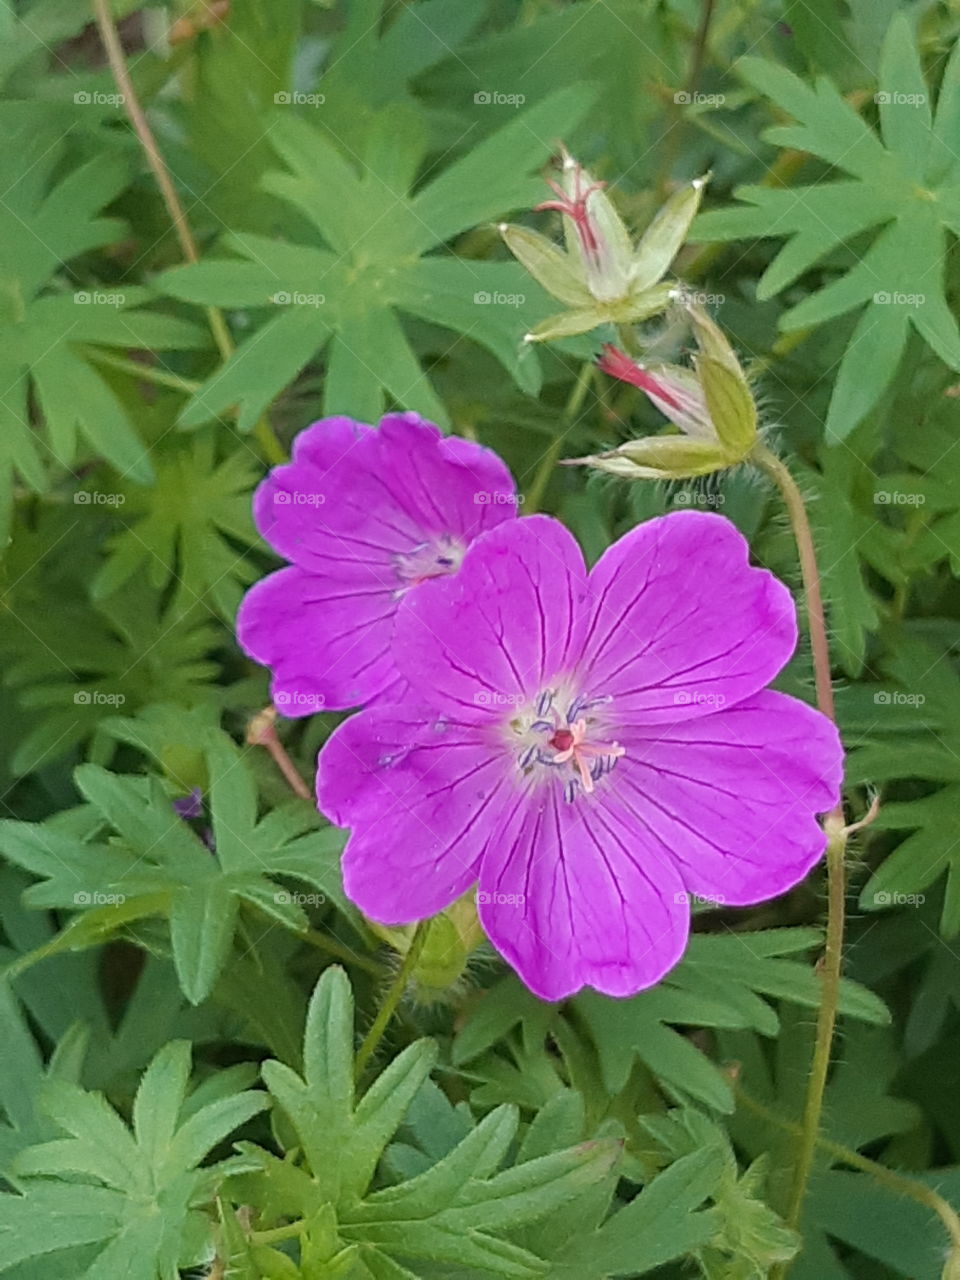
354;921;429;1081
524;360;595;512
91;0;285;466
246;707;312;801
751;442;847;1270
737;1088;960;1257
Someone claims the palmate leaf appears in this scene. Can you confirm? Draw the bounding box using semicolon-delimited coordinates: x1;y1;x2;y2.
455;931;888;1117
158;86;595;430
0;106;205;541
0;1040;267;1280
1;573;221;776
838;633;960;937
691;14;960;439
91;430;263;621
0;731;349;1004
230;968;621;1278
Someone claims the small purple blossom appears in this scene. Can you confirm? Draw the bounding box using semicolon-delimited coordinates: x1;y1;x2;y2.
317;513;843;1001
237;413;518;712
172;787;204;820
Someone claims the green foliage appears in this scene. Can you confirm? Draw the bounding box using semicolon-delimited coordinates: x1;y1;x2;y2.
0;1040;266;1279
159;88;595;427
692;14;960;439
2;2;960;1278
0;727;349;1003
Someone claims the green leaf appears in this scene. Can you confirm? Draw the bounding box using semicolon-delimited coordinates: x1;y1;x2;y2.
1;1043;266;1278
160;88;595;426
692;18;960;438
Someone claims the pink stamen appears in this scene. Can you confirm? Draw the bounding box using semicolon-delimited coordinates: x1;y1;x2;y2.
548;717;625;794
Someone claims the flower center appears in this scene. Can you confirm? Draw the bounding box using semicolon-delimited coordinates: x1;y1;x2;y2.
393;535;465;588
512;688;625;802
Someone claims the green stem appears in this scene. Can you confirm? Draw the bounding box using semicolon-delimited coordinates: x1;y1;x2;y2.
524;361;595;512
354;921;429;1080
84;348;204;394
92;0;286;467
737;1088;960;1256
686;0;717;103
751;442;847;1273
297;929;382;977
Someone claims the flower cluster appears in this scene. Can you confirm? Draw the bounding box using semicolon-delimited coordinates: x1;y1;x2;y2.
239;414;842;1001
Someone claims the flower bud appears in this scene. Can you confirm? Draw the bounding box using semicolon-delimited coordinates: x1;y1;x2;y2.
370;894;485;1000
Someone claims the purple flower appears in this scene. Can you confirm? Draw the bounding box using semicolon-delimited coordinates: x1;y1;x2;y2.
317;512;843;1001
237;413;518;713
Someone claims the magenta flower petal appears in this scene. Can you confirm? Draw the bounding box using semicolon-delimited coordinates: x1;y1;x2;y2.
395;516;588;716
236;566;401;714
238;412;519;711
619;690;843;906
479;786;689;1001
317;705;510;921
580;511;797;723
317;506;842;1000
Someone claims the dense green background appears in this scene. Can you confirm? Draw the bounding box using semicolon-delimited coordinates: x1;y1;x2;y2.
1;1;960;1277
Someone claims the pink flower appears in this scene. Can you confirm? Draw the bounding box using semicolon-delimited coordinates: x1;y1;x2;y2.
317;513;842;1001
237;413;518;713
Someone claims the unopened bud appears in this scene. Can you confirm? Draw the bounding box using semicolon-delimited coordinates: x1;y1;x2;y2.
370;894;485;999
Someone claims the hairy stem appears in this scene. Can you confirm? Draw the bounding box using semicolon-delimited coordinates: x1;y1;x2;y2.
246;707;312;801
751;442;847;1270
354;921;429;1081
737;1088;960;1256
92;0;285;466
